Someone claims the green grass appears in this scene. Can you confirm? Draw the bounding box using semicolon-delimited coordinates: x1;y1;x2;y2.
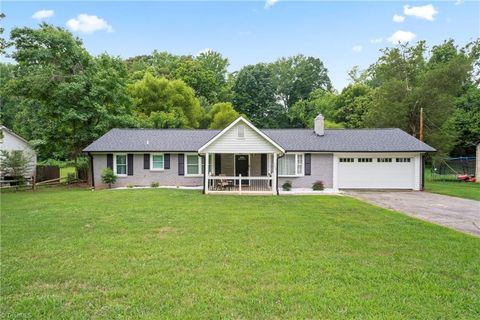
425;180;480;201
2;189;479;319
60;166;76;179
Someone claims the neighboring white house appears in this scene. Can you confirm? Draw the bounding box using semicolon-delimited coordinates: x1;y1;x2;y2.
0;126;37;177
84;115;436;193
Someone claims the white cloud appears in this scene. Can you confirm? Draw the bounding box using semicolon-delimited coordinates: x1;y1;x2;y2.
32;9;54;20
66;14;113;33
196;48;212;56
403;4;438;21
388;30;416;43
352;45;363;53
370;38;383;44
265;0;279;9
455;0;464;5
393;14;405;23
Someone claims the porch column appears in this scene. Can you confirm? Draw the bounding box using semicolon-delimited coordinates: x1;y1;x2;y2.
204;153;209;194
272;153;277;194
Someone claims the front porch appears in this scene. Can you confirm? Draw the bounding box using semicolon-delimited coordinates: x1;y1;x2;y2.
197;116;285;195
204;153;277;194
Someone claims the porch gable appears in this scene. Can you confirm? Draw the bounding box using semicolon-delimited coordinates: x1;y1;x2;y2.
198;117;284;154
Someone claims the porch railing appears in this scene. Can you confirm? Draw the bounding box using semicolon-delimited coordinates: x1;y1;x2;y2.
207;174;273;193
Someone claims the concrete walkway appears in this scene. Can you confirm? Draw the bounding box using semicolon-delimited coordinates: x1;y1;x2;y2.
347;191;480;237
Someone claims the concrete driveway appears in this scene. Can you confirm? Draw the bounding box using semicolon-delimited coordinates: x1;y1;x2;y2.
347;191;480;237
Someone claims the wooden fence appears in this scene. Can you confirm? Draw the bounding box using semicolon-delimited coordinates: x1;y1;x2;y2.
36;165;60;182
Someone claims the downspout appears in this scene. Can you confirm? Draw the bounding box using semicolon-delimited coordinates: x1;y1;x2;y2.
88;152;95;189
421;154;425;191
276;153;285;195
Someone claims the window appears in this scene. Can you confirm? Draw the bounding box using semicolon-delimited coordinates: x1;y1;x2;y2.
237;125;245;139
339;158;354;163
297;154;303;175
186;154;202;176
358;158;373;163
377;158;392;163
151;154;164;170
115;154;127;176
396;158;411;163
279;154;304;176
185;154;210;176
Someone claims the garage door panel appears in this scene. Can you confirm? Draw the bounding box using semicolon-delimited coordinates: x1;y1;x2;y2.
338;160;415;189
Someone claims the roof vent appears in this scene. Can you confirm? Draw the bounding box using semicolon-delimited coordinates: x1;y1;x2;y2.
146;140;149;145
314;114;324;136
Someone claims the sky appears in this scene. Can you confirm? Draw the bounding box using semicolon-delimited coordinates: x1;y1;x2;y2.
2;1;479;90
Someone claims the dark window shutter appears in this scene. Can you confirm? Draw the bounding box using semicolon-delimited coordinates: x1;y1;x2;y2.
144;154;150;170
215;154;221;175
107;154;113;169
127;154;134;176
305;153;311;176
178;154;184;176
165;154;170;169
260;154;267;176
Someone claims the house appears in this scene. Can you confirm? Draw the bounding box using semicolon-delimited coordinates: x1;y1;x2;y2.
83;115;435;194
0;126;37;177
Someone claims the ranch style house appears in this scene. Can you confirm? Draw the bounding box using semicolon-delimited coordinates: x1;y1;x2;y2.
83;115;435;194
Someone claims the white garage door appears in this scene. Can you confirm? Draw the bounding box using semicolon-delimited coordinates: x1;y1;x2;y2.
337;156;416;189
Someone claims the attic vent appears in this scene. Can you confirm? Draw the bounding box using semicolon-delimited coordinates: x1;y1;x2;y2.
237;125;245;139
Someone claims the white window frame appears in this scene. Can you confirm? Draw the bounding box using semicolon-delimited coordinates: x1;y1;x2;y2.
114;153;127;177
278;153;304;177
185;153;203;177
150;153;165;171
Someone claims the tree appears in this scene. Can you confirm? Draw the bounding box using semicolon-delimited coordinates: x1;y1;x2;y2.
8;24;95;160
334;83;373;128
0;13;9;55
233;64;285;128
289;89;338;128
364;40;476;157
7;24;139;162
101;167;117;188
271;54;332;112
0;150;33;180
206;102;239;129
0;63;18;129
450;86;480;156
90;54;137;131
129;72;203;128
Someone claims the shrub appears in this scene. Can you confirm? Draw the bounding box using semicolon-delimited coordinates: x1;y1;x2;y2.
282;181;292;191
101;168;117;188
66;172;77;184
312;180;324;191
151;182;160;188
126;184;134;189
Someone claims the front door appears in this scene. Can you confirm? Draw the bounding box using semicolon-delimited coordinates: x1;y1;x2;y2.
235;154;249;185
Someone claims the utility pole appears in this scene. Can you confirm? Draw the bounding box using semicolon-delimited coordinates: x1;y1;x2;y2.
419;108;424;142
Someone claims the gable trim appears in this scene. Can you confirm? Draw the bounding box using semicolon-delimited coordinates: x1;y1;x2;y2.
198;117;285;153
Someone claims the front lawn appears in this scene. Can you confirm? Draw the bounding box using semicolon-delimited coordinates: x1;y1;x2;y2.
425;180;480;201
2;189;479;319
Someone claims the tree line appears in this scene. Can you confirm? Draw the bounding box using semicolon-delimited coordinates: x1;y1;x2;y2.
1;22;478;162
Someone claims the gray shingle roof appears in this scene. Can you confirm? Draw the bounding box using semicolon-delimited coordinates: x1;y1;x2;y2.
83;129;220;152
83;128;435;153
262;128;436;152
